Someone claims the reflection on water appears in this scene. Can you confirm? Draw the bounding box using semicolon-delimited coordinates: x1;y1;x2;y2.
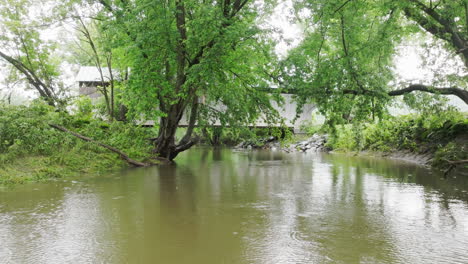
1;149;468;264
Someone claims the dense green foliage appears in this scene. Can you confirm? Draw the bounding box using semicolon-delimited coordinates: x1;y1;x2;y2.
284;0;467;124
0;100;153;184
0;0;67;106
0;0;466;170
326;110;468;169
200;126;293;146
77;0;282;159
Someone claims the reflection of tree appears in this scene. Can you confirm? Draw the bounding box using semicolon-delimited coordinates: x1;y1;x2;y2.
156;152;252;263
323;153;468;203
324;153;468;262
236;152;400;262
4;149;468;263
313;157;400;263
212;147;223;161
423;192;457;230
154;165;200;260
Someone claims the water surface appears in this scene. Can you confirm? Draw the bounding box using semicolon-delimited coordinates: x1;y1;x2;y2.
1;148;468;263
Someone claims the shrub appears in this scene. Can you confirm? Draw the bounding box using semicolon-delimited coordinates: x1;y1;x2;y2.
327;110;467;155
0;100;154;168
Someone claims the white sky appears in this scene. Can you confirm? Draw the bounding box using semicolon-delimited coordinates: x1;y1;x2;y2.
267;0;303;57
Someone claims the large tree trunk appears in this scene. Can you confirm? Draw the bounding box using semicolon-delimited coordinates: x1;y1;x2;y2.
153;115;181;160
152;0;198;161
153;99;199;161
179;96;199;145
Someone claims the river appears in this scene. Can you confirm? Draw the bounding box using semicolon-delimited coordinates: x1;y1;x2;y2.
1;148;468;263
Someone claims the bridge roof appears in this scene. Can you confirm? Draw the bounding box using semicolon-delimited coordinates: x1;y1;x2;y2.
76;66;120;82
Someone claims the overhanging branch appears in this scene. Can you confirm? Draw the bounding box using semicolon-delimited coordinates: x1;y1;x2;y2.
338;84;467;104
388;84;468;104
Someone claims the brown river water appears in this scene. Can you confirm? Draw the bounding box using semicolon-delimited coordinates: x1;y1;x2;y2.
1;148;468;264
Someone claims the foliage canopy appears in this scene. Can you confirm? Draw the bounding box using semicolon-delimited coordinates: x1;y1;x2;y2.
284;0;467;124
0;0;467;160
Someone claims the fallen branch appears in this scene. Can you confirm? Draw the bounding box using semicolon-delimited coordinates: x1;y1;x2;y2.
49;124;149;167
443;159;468;178
447;159;468;165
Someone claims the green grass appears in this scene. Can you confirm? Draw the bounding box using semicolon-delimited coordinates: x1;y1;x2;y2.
0;150;127;185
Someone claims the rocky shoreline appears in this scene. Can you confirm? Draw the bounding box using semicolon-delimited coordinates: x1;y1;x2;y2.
235;134;330;153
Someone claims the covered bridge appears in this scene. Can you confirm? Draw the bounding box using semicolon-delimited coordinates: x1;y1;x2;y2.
76;66;315;132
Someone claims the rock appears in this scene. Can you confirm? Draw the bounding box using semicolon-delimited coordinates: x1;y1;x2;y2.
233;134;329;153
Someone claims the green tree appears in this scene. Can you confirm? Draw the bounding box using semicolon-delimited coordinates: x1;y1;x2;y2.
75;16;116;119
285;0;467;124
403;0;468;68
0;0;65;107
66;3;132;121
94;0;280;160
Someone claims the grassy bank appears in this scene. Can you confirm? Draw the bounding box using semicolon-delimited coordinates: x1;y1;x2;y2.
0;101;154;185
324;110;468;172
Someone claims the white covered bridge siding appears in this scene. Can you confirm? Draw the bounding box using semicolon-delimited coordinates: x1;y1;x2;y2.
175;94;315;132
76;66;117;99
76;67;315;132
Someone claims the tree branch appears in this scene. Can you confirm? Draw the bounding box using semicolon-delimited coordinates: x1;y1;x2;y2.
334;0;353;14
98;0;113;12
403;7;449;41
388;84;468;104
0;50;56;106
189;0;250;67
404;0;468;66
341;84;468;104
49;124;149;167
178;95;199;145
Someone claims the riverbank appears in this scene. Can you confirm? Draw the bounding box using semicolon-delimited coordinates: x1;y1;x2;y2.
237;135;467;176
1;103;466;185
235;134;432;166
235;111;468;176
0;102;153;185
0;153;127;185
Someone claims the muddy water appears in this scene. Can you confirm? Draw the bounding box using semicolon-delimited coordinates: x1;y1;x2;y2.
1;148;468;264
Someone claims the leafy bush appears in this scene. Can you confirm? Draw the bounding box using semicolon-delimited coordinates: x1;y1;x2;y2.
0;101;68;157
327;110;468;156
0;100;155;183
299;113;325;136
